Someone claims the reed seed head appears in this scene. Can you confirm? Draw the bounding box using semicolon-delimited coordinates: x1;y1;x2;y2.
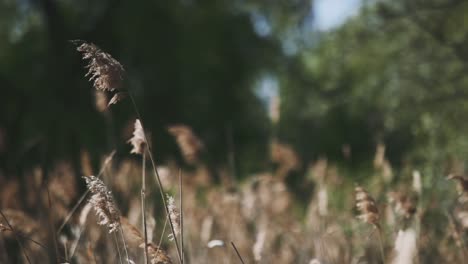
83;176;120;233
166;194;180;241
167;125;203;164
128;119;146;155
355;186;380;227
75;41;124;92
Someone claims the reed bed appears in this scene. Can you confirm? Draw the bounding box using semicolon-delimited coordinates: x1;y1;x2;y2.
1;42;467;264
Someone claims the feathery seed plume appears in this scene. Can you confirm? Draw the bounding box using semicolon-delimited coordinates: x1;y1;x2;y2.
75;41;124;92
83;176;120;233
167;125;203;164
166;194;180;241
355;186;380;227
128;119;146;155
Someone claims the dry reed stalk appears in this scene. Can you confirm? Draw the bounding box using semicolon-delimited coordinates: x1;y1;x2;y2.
129;118;150;263
231;241;246;264
121;218;173;264
391;228;417;264
355;186;385;263
128;117;183;263
252;229;266;261
75;42;181;263
167;125;204;164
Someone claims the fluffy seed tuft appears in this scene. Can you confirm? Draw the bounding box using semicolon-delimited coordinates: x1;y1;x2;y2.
128;119;146;155
355;186;380;227
83;176;120;233
74;41;124;92
166;194;180;241
167;125;203;164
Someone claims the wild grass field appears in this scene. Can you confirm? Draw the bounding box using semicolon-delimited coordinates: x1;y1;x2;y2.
1;41;468;264
5;1;468;263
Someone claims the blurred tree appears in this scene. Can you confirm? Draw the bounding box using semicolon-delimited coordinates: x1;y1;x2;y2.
279;0;468;167
0;0;311;177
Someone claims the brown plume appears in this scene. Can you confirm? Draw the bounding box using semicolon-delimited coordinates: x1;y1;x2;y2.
83;176;121;233
355;186;380;227
167;125;204;164
75;41;124;92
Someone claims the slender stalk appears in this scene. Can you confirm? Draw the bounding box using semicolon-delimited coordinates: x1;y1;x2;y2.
128;93;183;263
63;239;69;261
157;217;168;251
113;233;124;264
230;241;245;264
377;227;386;264
179;169;184;264
69;226;84;259
0;210;31;264
148;143;183;264
141;151;149;264
118;226;130;264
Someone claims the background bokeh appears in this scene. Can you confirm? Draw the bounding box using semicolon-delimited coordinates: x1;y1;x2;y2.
2;0;468;263
3;0;468;178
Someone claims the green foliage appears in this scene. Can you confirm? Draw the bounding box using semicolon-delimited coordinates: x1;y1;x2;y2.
0;0;309;176
279;0;468;168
